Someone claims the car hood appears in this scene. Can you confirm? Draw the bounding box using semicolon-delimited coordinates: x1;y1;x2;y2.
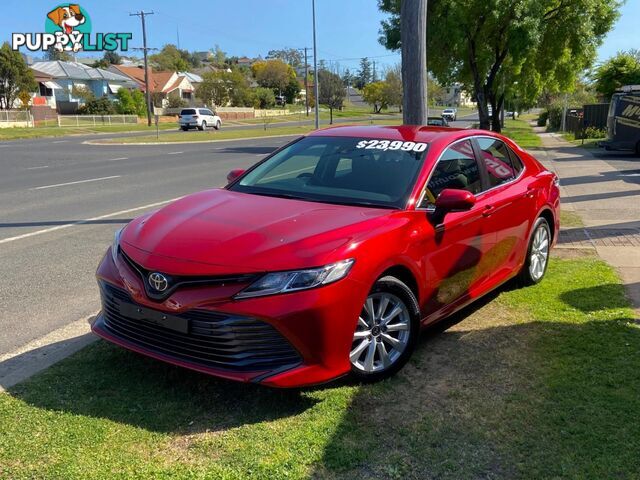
121;189;394;275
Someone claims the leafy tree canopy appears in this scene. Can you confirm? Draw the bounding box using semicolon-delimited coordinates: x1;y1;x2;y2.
150;44;200;72
593;50;640;99
0;42;36;110
318;69;346;123
378;0;621;131
252;59;297;93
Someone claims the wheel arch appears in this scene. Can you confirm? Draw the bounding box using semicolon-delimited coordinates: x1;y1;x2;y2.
377;264;420;306
537;208;556;243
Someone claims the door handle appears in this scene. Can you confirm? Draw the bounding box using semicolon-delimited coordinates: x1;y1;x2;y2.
522;187;536;199
482;205;495;217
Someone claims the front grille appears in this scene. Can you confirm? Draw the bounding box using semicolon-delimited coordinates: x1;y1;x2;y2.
99;282;301;372
119;248;258;302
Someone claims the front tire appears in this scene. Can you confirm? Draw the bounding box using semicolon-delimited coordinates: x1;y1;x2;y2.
199;121;207;131
214;121;221;130
350;276;420;382
518;217;551;286
635;140;640;157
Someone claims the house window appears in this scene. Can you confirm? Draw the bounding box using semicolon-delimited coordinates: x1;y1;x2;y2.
182;91;192;100
39;83;53;97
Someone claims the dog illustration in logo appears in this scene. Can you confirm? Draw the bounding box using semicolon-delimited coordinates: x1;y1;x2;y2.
47;4;86;52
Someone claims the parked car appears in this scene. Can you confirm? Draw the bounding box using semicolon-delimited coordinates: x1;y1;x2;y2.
93;125;560;387
178;108;222;131
427;116;449;127
600;85;640;155
442;108;457;121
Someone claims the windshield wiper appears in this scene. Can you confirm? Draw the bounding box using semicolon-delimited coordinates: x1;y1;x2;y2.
250;191;307;201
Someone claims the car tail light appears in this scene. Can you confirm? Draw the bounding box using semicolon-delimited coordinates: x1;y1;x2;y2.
178;115;182;119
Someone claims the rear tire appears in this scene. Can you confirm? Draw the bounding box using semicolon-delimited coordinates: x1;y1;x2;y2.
181;126;188;131
635;140;640;157
349;276;420;382
517;217;551;286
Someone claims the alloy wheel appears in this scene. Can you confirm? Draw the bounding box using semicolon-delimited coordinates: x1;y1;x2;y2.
529;224;549;281
350;292;411;373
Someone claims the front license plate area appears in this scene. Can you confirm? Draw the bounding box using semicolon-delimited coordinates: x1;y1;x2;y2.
119;301;189;334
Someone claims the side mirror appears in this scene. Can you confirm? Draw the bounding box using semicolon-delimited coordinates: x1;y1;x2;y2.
435;189;476;212
227;169;246;183
430;189;476;224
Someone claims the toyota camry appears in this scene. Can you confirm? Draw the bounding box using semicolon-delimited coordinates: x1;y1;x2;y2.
92;125;560;387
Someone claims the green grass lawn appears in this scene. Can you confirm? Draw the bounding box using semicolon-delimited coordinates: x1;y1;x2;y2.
0;123;177;141
1;255;637;479
560;133;606;149
502;118;542;148
560;209;585;228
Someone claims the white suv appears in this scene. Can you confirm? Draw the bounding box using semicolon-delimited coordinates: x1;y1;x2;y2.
178;108;222;131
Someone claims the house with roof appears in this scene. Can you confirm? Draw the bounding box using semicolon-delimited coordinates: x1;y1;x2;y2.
30;61;137;113
108;65;197;107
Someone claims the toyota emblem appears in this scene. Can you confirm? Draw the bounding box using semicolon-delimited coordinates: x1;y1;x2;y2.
148;272;169;292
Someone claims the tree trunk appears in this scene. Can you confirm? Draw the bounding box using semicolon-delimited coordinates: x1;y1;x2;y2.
330;106;333;124
401;0;428;125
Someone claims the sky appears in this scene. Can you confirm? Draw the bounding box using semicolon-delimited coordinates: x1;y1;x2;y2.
0;0;637;71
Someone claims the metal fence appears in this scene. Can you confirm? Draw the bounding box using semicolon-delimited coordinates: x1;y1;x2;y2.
57;115;138;127
0;110;33;125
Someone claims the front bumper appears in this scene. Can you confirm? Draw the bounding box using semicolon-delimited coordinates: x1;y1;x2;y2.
93;248;368;387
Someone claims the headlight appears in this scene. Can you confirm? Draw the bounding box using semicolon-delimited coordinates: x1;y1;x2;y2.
111;228;123;264
235;259;354;299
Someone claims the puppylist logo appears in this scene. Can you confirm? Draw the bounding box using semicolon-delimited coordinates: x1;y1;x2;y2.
12;4;132;53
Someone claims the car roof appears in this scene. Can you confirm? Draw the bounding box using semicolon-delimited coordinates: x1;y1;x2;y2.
308;125;485;143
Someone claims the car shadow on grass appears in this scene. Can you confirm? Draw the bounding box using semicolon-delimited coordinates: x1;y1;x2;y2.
7;341;319;434
314;283;640;479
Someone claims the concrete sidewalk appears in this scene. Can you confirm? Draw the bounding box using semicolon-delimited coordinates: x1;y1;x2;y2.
531;131;640;318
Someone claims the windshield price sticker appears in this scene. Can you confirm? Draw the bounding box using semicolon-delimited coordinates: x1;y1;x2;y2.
356;139;428;153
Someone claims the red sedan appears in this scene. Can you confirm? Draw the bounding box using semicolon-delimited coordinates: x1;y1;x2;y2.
92;125;560;387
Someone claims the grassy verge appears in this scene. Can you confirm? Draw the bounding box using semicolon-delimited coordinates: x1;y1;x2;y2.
0;123;177;141
560;209;585;228
95;119;403;144
560;133;606;149
1;256;637;479
502;117;542;148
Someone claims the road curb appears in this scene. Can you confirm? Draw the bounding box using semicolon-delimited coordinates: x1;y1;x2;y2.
82;132;307;146
0;313;99;392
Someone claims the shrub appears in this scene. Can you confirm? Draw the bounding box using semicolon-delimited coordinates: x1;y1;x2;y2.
78;96;116;115
583;126;607;139
253;87;275;109
537;111;548;127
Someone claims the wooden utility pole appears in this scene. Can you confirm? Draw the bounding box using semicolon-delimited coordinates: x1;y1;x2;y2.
130;11;154;126
401;0;428;125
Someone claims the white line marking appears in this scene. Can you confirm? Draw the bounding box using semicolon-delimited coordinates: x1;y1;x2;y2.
30;175;121;191
26;165;50;170
51;140;68;144
0;197;183;245
106;157;128;161
167;151;183;155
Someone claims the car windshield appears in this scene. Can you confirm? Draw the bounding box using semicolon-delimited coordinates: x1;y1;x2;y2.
229;136;428;209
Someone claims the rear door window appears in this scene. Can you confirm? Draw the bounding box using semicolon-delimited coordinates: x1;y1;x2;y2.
476;137;518;188
181;109;196;115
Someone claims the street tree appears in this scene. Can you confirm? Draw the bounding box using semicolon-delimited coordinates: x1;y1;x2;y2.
594;51;640;99
267;48;303;67
355;57;372;89
196;71;232;107
379;0;621;131
150;44;198;71
342;68;354;87
253;87;276;109
382;65;403;111
211;45;226;66
252;59;297;94
318;69;346;124
362;81;388;113
0;43;36;110
45;47;72;61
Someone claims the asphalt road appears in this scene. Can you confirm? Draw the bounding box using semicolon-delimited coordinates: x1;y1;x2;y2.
0;113;481;354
